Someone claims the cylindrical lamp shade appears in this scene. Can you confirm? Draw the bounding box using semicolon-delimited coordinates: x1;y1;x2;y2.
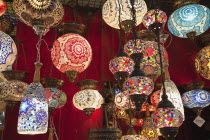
168;4;210;38
45;88;67;108
0;31;17;71
109;56;135;74
182;89;210;108
121;135;148;140
0;0;6;16
73;89;103;110
152;108;183;128
124;39;147;56
123;76;154;96
102;0;147;29
195;46;210;80
13;0;64;28
142;9;167;29
51;33;92;73
18;83;48;134
0;80;28;101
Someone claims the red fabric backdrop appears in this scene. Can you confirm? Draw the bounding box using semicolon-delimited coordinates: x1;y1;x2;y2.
2;6;210;140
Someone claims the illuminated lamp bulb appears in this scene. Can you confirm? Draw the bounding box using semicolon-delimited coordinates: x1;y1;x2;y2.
102;0;147;29
51;33;92;83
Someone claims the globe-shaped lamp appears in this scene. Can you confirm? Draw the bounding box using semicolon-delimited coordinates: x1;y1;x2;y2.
51;33;92;82
0;0;6;16
142;9;167;29
0;31;17;71
102;0;147;29
182;89;210;108
168;4;210;38
195;46;210;80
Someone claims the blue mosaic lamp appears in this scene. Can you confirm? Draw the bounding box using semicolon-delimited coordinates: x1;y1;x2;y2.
168;4;210;39
17;62;48;134
182;89;210;108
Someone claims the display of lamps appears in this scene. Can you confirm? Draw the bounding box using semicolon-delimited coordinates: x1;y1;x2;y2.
73;79;103;116
13;0;64;35
0;31;17;71
195;46;210;80
102;0;147;30
0;0;6;16
168;4;210;39
51;33;92;83
17;62;48;134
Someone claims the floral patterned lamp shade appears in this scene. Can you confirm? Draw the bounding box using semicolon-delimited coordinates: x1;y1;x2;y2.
142;9;167;29
0;31;17;71
45;88;67;108
141;117;158;140
73;89;103;111
182;89;210;108
195;46;210;80
109;56;134;74
13;0;64;29
51;33;92;82
123;76;154;96
168;4;210;38
152;108;183;128
0;0;6;16
102;0;147;29
121;135;148;140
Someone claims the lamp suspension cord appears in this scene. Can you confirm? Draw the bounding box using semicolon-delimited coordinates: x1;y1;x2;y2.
117;0;124;53
36;35;42;62
130;0;137;44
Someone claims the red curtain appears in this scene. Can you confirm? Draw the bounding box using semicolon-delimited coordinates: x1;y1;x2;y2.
2;6;210;140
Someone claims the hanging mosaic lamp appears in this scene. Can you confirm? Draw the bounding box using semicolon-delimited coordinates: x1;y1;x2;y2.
73;80;103;116
17;62;48;134
0;31;17;72
121;134;148;140
115;91;135;110
142;9;167;29
41;78;67;114
102;0;147;29
0;70;29;108
51;33;92;83
168;3;210;39
0;0;6;16
195;46;210;80
124;39;147;56
13;0;64;35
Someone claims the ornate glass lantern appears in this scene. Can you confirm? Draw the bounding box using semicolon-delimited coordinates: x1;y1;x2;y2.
0;0;6;16
168;4;210;39
195;46;210;80
51;33;92;83
102;0;147;29
142;9;167;29
115;91;135;110
182;89;210;108
0;31;17;71
121;135;148;140
17;62;48;134
124;39;147;56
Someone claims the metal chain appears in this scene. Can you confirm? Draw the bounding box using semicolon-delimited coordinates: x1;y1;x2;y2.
130;0;137;39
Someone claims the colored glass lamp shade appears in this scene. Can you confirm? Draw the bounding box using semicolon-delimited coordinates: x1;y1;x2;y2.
13;0;64;30
51;33;92;83
121;135;148;140
102;0;147;29
168;4;210;38
0;31;17;71
195;46;210;80
115;91;135;110
17;62;48;134
124;39;147;56
125;118;144;127
141;104;156;112
0;0;6;16
182;89;210;108
142;9;167;29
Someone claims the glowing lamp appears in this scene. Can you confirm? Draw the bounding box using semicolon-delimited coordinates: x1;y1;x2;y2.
168;4;210;39
51;33;92;82
182;89;210;108
195;46;210;80
0;31;17;71
102;0;147;29
121;135;148;140
0;0;6;16
142;9;167;29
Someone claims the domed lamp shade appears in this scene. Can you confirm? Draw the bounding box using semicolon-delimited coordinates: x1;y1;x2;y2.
13;0;64;35
142;9;167;29
121;135;148;140
0;31;17;71
0;0;6;16
168;4;210;39
182;89;210;108
102;0;147;29
51;33;92;83
18;62;48;134
195;46;210;80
